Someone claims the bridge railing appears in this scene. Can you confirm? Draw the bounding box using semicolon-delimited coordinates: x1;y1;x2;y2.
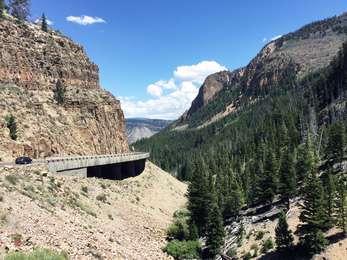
45;152;149;163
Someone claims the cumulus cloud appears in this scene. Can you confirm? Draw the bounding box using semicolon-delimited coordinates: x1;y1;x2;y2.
120;61;227;119
66;15;106;25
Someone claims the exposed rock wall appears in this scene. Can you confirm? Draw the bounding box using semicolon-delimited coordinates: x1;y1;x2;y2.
0;17;128;161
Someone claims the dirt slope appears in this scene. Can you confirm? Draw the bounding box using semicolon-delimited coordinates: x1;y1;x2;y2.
0;162;187;259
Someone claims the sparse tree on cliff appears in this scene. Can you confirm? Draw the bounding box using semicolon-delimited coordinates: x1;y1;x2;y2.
5;114;18;141
9;0;30;21
53;80;65;105
41;13;48;32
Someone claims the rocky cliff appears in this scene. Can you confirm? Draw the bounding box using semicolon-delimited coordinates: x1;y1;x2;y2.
126;118;172;144
180;13;347;126
0;17;128;161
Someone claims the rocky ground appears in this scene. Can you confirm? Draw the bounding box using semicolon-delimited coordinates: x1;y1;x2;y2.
221;201;346;260
0;162;187;259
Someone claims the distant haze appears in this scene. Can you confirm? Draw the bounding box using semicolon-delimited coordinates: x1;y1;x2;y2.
126;118;172;144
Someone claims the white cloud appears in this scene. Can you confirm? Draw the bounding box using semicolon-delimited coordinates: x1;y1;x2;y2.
66;15;106;25
120;60;227;120
174;61;226;83
147;84;163;97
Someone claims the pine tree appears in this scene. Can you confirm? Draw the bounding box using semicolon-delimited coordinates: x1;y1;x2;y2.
5;114;18;141
299;169;328;254
275;210;294;249
187;157;211;235
9;0;30;21
278;148;296;207
206;196;225;257
259;148;278;204
334;175;347;235
326;123;345;170
41;13;48;32
0;0;6;18
321;170;336;229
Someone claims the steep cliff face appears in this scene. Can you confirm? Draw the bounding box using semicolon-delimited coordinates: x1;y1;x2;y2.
126;118;172;144
0;17;128;161
180;13;347;127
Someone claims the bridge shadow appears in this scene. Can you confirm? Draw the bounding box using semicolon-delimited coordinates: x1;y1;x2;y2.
87;159;146;180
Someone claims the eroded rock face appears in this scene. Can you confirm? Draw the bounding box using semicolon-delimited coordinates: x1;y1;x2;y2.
0;18;128;161
182;13;347;125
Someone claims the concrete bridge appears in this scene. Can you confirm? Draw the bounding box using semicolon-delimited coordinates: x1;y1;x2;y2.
45;152;150;180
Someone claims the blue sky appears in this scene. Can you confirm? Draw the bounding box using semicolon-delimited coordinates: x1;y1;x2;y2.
30;0;347;119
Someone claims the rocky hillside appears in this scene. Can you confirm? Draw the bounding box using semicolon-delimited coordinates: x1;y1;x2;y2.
0;162;187;259
0;16;128;161
176;13;347;128
126;118;172;144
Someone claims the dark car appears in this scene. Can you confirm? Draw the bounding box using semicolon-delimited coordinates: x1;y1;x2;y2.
15;156;33;165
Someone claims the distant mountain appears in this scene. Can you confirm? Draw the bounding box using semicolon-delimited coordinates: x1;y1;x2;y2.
126;118;172;144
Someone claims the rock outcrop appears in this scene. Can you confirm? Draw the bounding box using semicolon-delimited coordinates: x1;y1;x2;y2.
0;17;128;161
126;118;172;144
181;13;347;126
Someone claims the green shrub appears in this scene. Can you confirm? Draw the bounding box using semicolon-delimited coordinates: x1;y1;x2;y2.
81;186;88;194
255;230;265;240
5;175;18;185
261;238;274;253
5;248;68;260
96;193;107;203
5;114;17;141
226;247;237;257
163;240;200;260
167;219;189;241
243;252;252;260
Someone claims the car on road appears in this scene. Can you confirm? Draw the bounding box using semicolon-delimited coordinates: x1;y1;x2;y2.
15;156;33;165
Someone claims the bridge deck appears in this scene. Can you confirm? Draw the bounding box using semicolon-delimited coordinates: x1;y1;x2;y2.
46;152;150;173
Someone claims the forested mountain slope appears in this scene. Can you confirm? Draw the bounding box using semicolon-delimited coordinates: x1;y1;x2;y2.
135;14;347;258
135;13;347;178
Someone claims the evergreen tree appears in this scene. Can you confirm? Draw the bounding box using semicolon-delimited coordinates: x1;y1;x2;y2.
299;169;328;254
206;196;225;257
187;157;211;235
321;170;336;229
5;114;18;141
326;123;345;169
0;0;6;18
334;175;347;235
41;13;48;32
259;148;278;204
9;0;30;21
275;210;294;249
53;80;65;105
278;148;296;207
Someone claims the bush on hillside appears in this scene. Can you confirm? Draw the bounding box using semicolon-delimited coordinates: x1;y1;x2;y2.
5;248;68;260
163;240;201;260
